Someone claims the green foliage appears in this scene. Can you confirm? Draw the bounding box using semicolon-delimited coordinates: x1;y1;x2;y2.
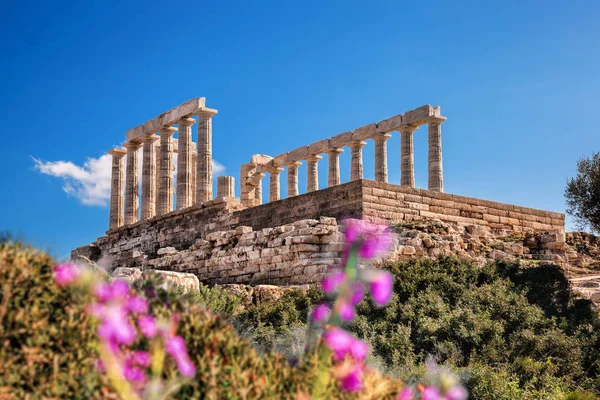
237;256;600;399
566;151;600;233
174;282;242;319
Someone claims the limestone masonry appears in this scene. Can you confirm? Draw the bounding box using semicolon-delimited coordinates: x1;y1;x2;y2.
72;98;571;285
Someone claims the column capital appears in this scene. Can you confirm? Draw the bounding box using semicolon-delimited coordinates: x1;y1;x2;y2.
108;148;127;158
267;166;284;174
373;132;392;142
177;117;196;127
398;124;419;134
143;134;160;143
123;141;142;150
195;108;218;118
425;116;447;125
160;126;178;135
286;160;303;168
327;147;344;155
347;140;367;149
305;154;323;162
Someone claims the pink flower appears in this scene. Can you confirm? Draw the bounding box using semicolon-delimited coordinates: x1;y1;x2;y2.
53;264;79;286
446;386;467;400
129;351;151;368
322;272;345;293
126;296;148;314
98;318;136;346
137;315;157;338
342;219;393;259
175;356;196;378
349;338;368;361
93;283;113;303
166;336;196;378
370;271;393;306
340;366;363;392
323;328;353;360
343;219;363;243
123;363;146;384
398;387;415;400
311;304;330;322
421;387;441;400
351;283;364;305
339;301;355;321
110;280;130;300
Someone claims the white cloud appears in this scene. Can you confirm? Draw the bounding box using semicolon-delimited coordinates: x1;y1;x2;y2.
33;152;227;207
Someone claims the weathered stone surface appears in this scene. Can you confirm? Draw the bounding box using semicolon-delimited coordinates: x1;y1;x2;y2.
111;267;200;292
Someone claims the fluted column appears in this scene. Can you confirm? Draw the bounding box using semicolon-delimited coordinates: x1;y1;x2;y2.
374;133;392;183
141;135;159;220
327;148;343;187
191;150;197;205
124;142;142;225
348;141;366;181
217;176;235;198
306;155;322;192
428;117;445;192
158;127;177;215
196;109;217;204
176;117;195;210
286;161;302;197
254;173;265;205
399;125;417;187
268;166;284;202
108;148;126;229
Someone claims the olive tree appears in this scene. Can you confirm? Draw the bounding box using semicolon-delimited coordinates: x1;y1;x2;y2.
565;152;600;233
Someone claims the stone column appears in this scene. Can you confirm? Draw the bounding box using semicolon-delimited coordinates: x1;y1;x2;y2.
373;133;392;183
286;161;302;197
254;173;265;205
124;141;142;225
191;150;197;205
327;148;343;187
217;176;235;198
176;117;195;210
196;109;217;204
141;135;159;220
348;141;367;181
108;148;126;230
428;117;445;192
268;166;284;202
157;127;177;215
399;125;417;187
306;155;322;192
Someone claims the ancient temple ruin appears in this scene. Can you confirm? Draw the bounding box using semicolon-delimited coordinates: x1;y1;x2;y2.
72;97;567;285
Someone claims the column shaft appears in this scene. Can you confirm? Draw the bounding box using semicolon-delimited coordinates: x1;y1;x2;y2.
158;127;177;215
217;176;235;198
124;142;142;225
327;148;343;187
268;167;284;202
254;173;265;205
349;141;366;181
287;161;302;197
306;155;322;192
428;119;444;192
108;149;126;229
400;126;417;187
191;151;197;205
196;111;216;204
374;133;392;183
176;117;195;209
141;135;159;220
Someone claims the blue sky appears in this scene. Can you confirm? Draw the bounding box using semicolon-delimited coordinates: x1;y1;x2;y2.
1;0;598;259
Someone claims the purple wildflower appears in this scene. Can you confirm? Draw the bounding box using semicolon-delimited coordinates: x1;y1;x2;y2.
398;387;415;400
175;357;196;378
351;283;364;305
322;272;345;293
53;264;79;286
137;315;157;339
311;304;330;322
323;328;354;360
126;295;148;314
339;301;355;321
129;350;151;368
422;387;442;400
110;280;130;300
349;338;368;361
93;283;113;303
446;386;468;400
166;336;196;377
340;366;363;392
370;271;393;306
123;362;146;384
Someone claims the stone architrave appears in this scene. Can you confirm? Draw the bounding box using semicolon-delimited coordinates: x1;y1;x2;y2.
348;141;367;181
108;148;127;229
124;141;142;225
305;155;322;192
196;109;217;204
158;127;177;215
286;161;302;197
399;125;417;187
428;117;445;192
141;135;159;220
373;133;392;183
268;166;284;202
327;148;343;187
176;117;195;210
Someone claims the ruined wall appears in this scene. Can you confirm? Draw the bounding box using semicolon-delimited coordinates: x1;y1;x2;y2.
72;179;566;284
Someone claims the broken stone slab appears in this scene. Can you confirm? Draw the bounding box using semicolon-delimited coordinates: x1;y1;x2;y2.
157;247;178;255
111;267;200;293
